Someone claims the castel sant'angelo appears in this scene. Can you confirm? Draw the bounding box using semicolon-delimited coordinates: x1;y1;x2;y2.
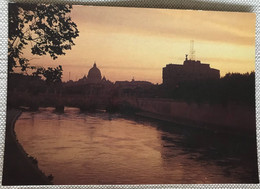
163;54;220;86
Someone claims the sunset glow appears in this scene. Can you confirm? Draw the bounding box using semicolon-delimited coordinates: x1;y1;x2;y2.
23;6;255;84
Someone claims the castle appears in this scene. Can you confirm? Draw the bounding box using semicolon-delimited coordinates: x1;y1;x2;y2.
163;55;220;86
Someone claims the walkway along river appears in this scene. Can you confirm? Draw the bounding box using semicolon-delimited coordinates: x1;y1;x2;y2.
14;107;258;184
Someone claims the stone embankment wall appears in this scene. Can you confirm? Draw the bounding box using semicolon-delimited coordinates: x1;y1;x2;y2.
125;98;256;135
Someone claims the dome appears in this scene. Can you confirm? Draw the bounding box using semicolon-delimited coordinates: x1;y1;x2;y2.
87;63;102;83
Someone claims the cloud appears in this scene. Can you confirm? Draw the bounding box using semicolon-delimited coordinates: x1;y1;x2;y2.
71;6;255;46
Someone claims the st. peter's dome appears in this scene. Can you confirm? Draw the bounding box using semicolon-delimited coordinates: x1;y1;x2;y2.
87;63;102;83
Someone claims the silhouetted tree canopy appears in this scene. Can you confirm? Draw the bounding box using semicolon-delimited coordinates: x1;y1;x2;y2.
33;65;63;84
8;3;79;72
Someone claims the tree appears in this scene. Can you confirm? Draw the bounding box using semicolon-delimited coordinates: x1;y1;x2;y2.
8;3;79;73
33;65;63;84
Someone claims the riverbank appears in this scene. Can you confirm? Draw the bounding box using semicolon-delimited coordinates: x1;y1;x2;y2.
2;109;52;185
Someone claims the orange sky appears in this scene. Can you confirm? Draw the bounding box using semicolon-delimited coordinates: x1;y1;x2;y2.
22;5;256;84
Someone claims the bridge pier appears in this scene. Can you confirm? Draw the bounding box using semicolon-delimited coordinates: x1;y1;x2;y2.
55;104;64;113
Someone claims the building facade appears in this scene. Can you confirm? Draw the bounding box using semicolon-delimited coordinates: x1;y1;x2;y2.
163;55;220;86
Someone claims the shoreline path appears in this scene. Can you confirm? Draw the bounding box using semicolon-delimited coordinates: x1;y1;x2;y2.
2;109;52;185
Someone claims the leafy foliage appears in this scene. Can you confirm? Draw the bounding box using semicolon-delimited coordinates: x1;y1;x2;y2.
33;65;63;84
8;3;79;72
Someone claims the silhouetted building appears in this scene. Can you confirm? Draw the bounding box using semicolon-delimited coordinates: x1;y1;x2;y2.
163;55;220;86
64;63;113;96
115;78;153;89
87;62;102;83
75;62;106;85
115;78;154;97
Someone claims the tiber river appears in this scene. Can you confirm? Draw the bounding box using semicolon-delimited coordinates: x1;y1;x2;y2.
15;107;258;184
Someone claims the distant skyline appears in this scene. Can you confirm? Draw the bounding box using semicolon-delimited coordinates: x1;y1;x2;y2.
22;5;255;84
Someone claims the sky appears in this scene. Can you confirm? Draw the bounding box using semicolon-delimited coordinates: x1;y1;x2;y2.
22;5;255;84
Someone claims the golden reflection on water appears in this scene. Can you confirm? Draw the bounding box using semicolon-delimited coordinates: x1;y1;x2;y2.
15;107;258;184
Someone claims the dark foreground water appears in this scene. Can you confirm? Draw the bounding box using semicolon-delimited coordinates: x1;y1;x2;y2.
15;107;258;184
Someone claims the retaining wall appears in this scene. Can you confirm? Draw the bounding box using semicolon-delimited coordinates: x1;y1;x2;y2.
125;98;256;134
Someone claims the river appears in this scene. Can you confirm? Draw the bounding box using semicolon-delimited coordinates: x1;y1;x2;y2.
14;107;258;184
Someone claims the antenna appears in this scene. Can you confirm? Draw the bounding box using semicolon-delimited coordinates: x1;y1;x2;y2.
190;40;196;60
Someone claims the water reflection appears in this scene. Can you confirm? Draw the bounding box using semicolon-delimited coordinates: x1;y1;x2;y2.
15;107;258;184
